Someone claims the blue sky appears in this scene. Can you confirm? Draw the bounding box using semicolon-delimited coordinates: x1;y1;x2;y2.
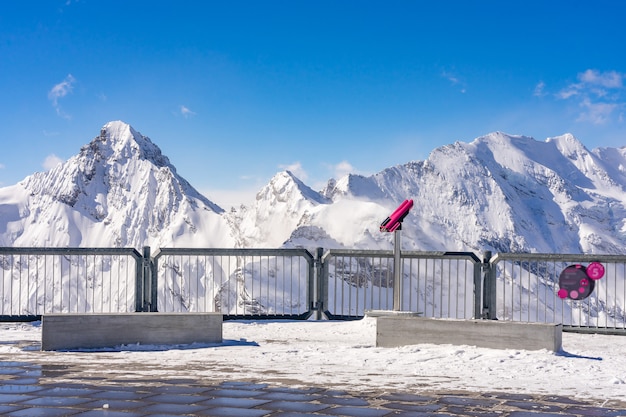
2;1;626;207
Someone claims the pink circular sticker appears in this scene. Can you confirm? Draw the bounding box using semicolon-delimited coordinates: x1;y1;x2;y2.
586;262;605;280
558;289;568;299
569;290;579;299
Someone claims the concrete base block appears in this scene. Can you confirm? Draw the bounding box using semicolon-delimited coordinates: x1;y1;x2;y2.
376;316;562;351
42;313;222;351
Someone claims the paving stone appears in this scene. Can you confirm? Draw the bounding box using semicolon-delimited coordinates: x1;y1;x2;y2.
318;395;371;406
21;395;93;407
504;400;565;412
197;406;273;417
0;384;44;394
263;400;330;413
445;406;508;417
35;386;103;397
323;406;393;416
141;402;211;414
380;392;437;403
257;391;323;402
199;396;273;408
381;401;442;412
142;393;211;404
393;413;455;417
215;388;272;397
0;393;35;404
80;399;152;411
72;410;147;417
507;411;578;417
439;395;499;407
0;406;24;415
7;406;84;417
219;381;270;390
564;406;626;417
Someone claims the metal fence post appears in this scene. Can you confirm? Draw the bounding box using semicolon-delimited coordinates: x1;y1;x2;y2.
473;254;483;319
134;247;147;312
150;249;158;312
481;250;498;319
314;247;324;320
142;246;152;312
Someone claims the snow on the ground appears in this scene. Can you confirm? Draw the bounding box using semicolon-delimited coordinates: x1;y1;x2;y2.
0;318;625;402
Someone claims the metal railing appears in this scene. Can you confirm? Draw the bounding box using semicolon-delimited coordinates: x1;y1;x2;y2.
486;253;626;333
320;249;481;319
1;246;625;334
0;248;142;319
152;248;315;319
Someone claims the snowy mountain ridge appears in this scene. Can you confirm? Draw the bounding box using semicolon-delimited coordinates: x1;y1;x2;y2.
0;121;234;248
1;121;626;255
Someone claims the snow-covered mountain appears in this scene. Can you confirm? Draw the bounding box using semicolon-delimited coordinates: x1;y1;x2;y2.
0;121;235;248
1;121;626;255
357;132;626;254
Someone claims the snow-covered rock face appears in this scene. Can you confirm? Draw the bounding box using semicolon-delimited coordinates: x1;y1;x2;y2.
1;121;234;248
1;122;625;255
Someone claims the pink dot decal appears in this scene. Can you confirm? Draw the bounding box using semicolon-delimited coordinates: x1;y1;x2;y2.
570;290;579;299
558;289;568;299
586;262;605;280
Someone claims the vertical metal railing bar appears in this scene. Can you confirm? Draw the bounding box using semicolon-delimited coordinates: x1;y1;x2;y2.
15;254;20;315
356;256;361;315
416;257;421;315
202;256;207;313
1;255;4;315
446;259;451;318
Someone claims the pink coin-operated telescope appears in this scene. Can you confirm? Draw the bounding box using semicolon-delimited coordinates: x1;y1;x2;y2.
379;199;414;311
380;199;414;232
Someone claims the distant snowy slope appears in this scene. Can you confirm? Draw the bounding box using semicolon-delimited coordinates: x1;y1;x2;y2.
1;122;626;255
0;121;234;249
295;132;626;254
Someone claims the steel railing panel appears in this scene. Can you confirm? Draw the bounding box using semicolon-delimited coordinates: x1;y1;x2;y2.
153;248;314;318
490;253;626;333
321;250;480;319
0;248;141;317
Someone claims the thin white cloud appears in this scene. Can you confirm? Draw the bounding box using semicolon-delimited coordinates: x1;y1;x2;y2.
331;160;355;179
43;130;60;137
441;70;467;93
48;74;76;118
533;81;546;97
576;98;618;125
579;69;623;89
278;161;308;181
43;154;64;170
556;69;625;125
180;105;196;118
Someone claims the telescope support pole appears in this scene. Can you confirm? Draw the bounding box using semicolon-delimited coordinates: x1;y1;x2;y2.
393;229;402;311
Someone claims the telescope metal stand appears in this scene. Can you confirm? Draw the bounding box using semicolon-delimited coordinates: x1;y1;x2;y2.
393;229;402;311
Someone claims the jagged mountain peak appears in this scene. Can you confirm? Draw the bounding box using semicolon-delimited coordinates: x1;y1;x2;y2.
83;120;170;168
6;121;230;247
256;170;329;205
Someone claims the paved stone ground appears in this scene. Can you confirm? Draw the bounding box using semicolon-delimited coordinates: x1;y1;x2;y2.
0;359;625;417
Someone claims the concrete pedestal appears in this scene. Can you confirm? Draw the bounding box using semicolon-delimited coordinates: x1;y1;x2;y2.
42;313;222;351
375;316;562;351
